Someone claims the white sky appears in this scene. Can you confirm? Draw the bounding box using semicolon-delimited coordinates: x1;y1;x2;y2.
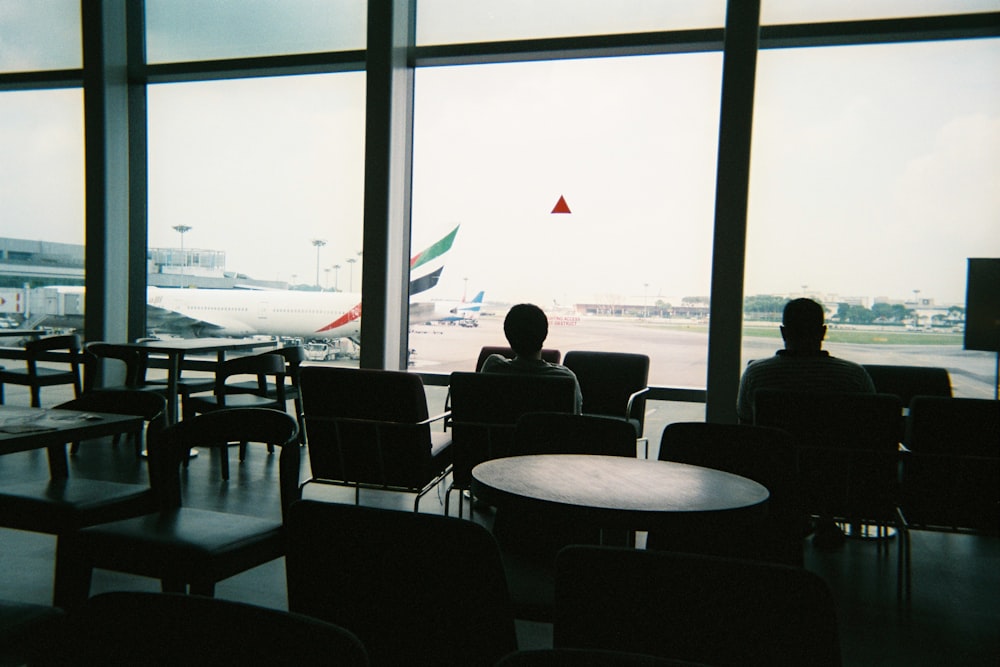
1;6;998;308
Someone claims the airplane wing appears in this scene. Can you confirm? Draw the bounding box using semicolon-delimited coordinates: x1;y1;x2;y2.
146;301;226;337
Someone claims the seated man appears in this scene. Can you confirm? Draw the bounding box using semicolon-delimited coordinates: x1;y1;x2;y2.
481;303;583;414
736;297;875;549
737;297;875;424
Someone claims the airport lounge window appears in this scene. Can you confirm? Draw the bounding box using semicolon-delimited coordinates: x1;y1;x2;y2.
0;88;85;330
144;0;365;63
145;73;366;361
744;37;1000;399
409;54;721;387
0;0;81;73
415;0;724;45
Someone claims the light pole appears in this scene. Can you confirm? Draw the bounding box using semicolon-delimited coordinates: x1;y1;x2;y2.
311;239;327;288
332;264;340;291
913;289;921;328
172;225;191;275
643;283;649;318
323;267;330;289
346;257;357;292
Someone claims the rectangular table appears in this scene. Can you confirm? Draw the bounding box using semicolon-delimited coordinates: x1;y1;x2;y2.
0;405;143;478
118;338;278;423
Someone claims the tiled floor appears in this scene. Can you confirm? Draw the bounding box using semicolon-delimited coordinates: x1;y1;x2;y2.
1;385;997;665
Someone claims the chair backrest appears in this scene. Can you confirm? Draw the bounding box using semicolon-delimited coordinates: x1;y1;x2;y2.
214;352;287;402
901;396;1000;532
513;412;637;457
26;333;82;357
476;346;562;371
562;351;649;427
649;422;804;565
554;546;841;667
83;342;146;390
448;371;578;488
299;366;435;489
273;344;305;385
47;591;369;666
24;334;83;375
146;408;299;514
286;500;517;667
862;364;952;407
753;390;903;520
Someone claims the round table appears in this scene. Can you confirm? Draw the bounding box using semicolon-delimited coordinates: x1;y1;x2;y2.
471;454;770;532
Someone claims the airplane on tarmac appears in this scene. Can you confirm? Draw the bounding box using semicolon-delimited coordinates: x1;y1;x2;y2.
145;226;461;341
409;290;485;327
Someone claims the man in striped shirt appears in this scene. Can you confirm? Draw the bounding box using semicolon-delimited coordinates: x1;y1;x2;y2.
736;298;875;424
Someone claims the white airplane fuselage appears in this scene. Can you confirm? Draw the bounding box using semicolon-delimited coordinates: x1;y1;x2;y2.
147;286;363;340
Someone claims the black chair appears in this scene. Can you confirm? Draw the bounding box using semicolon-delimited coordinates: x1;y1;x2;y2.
554;546;842;667
0;390;166;607
298;366;452;512
55;408;300;610
44;591;369;666
647;422;805;566
861;363;952;408
446;371;578;517
475;345;562;371
441;346;564;423
511;411;639;458
899;396;1000;598
228;344;306;443
285;499;517;667
753;390;906;594
562;351;650;455
182;352;289;479
0;598;65;667
0;334;83;407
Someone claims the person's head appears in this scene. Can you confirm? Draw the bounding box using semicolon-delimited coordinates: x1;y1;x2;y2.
503;303;548;358
780;298;827;351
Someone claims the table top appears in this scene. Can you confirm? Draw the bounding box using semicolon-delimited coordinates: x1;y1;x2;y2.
123;337;277;355
0;329;47;338
472;454;770;530
0;405;144;476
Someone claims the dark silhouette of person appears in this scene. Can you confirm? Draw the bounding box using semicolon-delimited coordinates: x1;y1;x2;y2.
737;298;875;424
481;303;582;413
736;297;875;548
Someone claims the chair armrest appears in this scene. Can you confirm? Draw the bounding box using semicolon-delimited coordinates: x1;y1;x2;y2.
625;386;650;419
421;411;451;427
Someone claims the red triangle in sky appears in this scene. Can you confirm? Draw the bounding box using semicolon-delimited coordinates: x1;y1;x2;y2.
551;195;572;214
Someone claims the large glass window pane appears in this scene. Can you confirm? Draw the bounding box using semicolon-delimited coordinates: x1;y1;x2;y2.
0;88;84;330
410;54;722;391
145;0;365;64
746;38;1000;399
762;0;998;25
417;0;725;46
0;0;81;72
146;73;366;364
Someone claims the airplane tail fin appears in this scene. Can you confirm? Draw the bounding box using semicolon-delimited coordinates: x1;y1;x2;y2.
409;225;459;296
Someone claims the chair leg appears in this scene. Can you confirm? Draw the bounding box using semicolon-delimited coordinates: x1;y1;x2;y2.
30;386;41;408
52;536;92;612
220;446;230;481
